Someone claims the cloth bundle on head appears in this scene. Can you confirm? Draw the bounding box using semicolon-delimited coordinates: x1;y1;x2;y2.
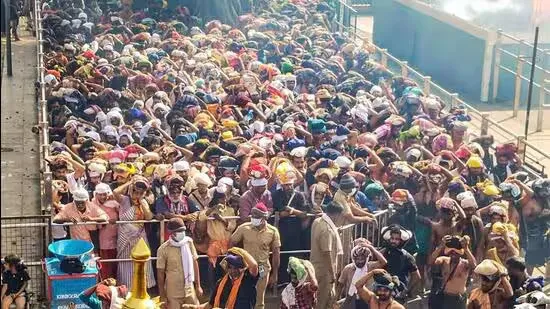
488;202;508;218
251;202;269;217
457;191;477;209
437;197;457;211
391;189;409;205
443;236;465;255
72;187;89;201
94;183;112;195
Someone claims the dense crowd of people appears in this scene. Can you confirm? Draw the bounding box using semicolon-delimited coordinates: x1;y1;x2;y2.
3;0;550;308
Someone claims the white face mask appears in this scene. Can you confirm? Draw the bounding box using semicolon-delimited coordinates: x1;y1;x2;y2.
172;231;186;242
250;218;263;227
348;188;357;197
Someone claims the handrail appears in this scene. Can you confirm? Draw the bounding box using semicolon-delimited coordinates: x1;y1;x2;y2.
349;28;546;178
499;30;547;54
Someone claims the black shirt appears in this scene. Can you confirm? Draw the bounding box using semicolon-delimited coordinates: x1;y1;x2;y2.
380;247;418;287
2;269;30;294
209;270;258;309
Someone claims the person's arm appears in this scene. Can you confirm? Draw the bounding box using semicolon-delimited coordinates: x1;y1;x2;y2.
268;246;281;287
354;270;378;303
229;225;244;248
193;257;202;297
509;179;534;200
428;243;445;266
365;147;384;170
343;211;375;224
367;244;387;269
78;282;103;309
476;229;488;263
408;269;422;297
500;275;513;299
113;182;131;204
1;283;7;300
157;248;167;303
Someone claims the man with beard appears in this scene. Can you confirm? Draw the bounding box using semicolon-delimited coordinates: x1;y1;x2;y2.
92;183;120;279
462;156;490;187
379;224;421;301
280;257;318;309
427;235;476;309
189;173;214;210
468;259;513;309
505;256;544;302
154;175;200;240
182;247;259;309
53;187;108;243
387;189;418;255
418;197;466;260
354;269;405;309
337;238;387;309
273;170;311;282
456;192;484;254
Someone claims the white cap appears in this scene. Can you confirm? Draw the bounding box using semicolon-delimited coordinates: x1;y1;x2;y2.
290;146;307;158
173;160;190;172
334;156;352;169
84;131;101;142
250;178;268;187
218;177;234;188
94;183;112;195
194;173;213;186
72;188;89;201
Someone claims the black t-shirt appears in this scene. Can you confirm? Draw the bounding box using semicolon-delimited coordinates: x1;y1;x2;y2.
209;270;258;309
2;269;30;294
381;248;418;287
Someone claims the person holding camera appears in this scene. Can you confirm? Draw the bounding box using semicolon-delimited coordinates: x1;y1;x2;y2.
428;235;477;309
1;254;29;309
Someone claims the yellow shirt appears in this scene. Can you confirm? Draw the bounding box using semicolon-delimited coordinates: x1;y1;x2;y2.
200;205;237;241
230;222;281;270
157;240;198;298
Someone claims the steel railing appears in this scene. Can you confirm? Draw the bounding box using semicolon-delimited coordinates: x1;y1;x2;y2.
492;29;550;132
335;14;547;178
0;210;390;299
33;0;53;216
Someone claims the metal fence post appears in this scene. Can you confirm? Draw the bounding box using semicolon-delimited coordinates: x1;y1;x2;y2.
492;29;503;103
517;135;527;161
400;61;408;77
481;112;491;136
42;172;53;212
423;76;431;95
381;49;388;67
536;60;549;132
450;93;459;109
513;56;525;117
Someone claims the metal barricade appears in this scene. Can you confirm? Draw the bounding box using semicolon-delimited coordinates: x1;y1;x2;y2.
492;29;549;132
0;216;51;301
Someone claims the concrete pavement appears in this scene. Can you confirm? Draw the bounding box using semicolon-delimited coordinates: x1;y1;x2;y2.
1;29;41;216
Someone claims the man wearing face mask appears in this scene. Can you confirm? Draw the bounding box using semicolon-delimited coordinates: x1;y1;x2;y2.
280;257;318;309
337;238;387;309
157;218;202;309
354;269;405;309
230;203;281;309
182;247;259;309
332;173;376;227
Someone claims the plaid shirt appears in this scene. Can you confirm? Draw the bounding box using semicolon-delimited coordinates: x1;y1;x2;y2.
280;282;317;309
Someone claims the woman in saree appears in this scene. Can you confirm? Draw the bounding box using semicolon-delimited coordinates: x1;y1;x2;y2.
113;175;156;288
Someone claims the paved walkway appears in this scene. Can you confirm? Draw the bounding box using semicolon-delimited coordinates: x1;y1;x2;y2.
1;29;41;216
